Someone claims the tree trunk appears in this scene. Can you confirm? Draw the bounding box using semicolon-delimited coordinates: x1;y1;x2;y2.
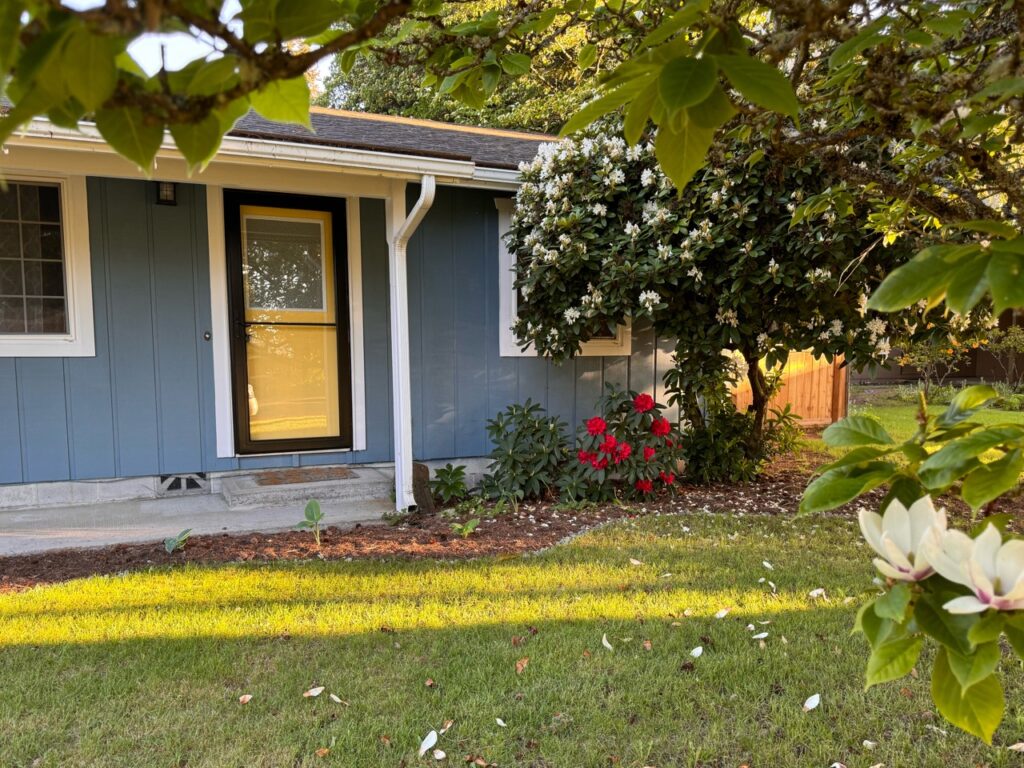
744;351;770;445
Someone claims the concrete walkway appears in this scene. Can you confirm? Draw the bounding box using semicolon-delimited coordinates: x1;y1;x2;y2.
0;495;391;556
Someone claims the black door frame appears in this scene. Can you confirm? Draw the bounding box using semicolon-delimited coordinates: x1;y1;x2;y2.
223;188;353;455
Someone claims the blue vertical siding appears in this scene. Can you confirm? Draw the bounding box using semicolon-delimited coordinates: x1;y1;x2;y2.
0;178;673;484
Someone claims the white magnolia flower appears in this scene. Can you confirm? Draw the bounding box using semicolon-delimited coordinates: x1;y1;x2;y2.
922;524;1024;613
859;496;947;582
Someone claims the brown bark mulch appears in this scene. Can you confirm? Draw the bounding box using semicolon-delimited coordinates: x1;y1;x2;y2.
1;447;1018;594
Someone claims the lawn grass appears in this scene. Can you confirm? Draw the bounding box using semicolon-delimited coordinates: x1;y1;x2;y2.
2;512;1023;767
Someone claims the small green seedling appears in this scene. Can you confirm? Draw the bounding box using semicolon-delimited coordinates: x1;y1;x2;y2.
164;528;192;554
450;518;481;538
430;463;469;504
296;499;325;546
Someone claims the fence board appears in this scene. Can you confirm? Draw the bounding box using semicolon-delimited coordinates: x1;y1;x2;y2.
732;352;847;425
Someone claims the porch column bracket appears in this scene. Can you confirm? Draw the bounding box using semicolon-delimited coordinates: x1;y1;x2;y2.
387;175;436;511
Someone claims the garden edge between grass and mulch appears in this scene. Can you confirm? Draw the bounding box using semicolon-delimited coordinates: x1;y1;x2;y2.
0;448;1014;594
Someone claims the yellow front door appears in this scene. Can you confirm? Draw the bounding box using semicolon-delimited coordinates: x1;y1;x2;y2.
239;206;342;443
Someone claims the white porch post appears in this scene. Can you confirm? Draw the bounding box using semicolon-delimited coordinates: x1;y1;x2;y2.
387;176;436;511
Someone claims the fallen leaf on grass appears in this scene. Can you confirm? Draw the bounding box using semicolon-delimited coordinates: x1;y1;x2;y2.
690;646;703;658
602;634;614;651
511;636;525;647
515;657;529;675
379;735;391;746
303;686;325;698
418;730;438;757
642;639;653;651
238;694;252;704
582;649;591;658
314;748;330;758
425;678;436;688
803;693;820;712
440;720;455;734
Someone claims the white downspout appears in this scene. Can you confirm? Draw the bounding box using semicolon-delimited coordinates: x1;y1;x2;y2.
387;175;436;511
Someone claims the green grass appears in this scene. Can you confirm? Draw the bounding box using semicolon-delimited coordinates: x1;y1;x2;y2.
2;514;1023;767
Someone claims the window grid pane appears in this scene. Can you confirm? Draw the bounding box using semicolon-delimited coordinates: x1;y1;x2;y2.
0;182;67;335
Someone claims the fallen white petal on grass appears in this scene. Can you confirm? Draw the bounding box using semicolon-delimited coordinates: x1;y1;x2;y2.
746;624;755;631
863;740;877;750
768;581;777;593
328;693;342;704
868;764;885;768
715;608;730;619
757;577;766;584
238;694;252;705
690;646;703;658
418;730;438;757
757;620;771;625
1010;742;1024;752
751;632;769;640
303;686;325;698
496;718;507;727
629;558;644;566
602;634;614;651
763;561;774;570
803;693;821;712
433;749;447;760
809;588;827;599
439;719;454;735
925;725;947;737
828;763;847;768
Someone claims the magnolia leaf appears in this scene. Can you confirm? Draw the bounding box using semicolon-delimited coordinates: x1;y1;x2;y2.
500;53;532;75
275;0;344;39
95;107;163;172
961;449;1024;511
932;647;1003;743
823;415;894;447
623;79;658;145
251;77;312;127
63;27;119;111
873;583;912;621
637;0;709;50
654;109;716;190
865;636;922;688
829;18;890;67
658;56;716;111
578;43;597;70
946;642;1000;693
967;612;1005;647
799;462;895;514
687;84;737;129
186;56;240;97
715;54;800;119
914;594;974;655
986;248;1024;313
560;74;657;136
170;115;223;173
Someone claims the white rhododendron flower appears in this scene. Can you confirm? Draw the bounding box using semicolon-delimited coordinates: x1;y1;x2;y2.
922;524;1024;613
858;496;946;582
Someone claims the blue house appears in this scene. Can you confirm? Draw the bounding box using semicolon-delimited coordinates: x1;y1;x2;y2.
0;108;677;513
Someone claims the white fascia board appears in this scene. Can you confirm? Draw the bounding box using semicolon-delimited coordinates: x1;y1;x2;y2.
11;118;524;192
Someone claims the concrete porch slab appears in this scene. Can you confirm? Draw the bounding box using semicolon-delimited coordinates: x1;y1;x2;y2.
0;494;392;556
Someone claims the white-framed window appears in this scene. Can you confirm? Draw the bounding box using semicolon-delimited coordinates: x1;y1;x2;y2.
0;174;95;357
495;197;631;358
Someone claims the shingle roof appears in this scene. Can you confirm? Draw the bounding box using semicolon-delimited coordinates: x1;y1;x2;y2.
230;107;551;170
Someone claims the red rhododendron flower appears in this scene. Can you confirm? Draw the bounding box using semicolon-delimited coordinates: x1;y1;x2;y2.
591;456;609;470
599;434;618;453
613;443;632;465
643;446;656;462
635;478;653;493
578;450;593;465
665;439;674;448
586;416;607;436
659;471;676;485
633;393;655;413
651;417;671;437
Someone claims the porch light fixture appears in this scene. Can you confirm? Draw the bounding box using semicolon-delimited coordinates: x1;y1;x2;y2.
155;181;177;206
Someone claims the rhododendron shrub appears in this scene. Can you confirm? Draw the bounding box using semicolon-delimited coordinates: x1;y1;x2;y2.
507;124;997;446
560;386;683;501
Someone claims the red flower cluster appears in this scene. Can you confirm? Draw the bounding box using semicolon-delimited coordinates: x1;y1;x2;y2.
651;417;671;437
659;471;676;485
635;478;653;493
633;393;655;413
643;446;656;462
586;416;607;436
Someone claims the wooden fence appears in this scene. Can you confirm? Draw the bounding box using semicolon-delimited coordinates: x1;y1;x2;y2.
732;352;848;426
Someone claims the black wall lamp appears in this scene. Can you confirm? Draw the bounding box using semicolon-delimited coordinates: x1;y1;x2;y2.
155;181;177;206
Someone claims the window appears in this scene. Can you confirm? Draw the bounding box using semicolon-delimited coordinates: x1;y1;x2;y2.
495;197;630;358
0;175;94;357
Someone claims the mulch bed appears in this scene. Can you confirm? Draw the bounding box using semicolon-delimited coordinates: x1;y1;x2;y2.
1;447;1019;594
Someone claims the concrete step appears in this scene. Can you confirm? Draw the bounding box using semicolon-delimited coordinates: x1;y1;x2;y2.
220;466;393;511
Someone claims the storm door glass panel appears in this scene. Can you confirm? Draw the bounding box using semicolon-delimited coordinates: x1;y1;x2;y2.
240;206;340;442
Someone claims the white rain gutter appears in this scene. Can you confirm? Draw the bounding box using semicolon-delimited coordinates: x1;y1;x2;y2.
10;118;523;191
387;175;436;510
